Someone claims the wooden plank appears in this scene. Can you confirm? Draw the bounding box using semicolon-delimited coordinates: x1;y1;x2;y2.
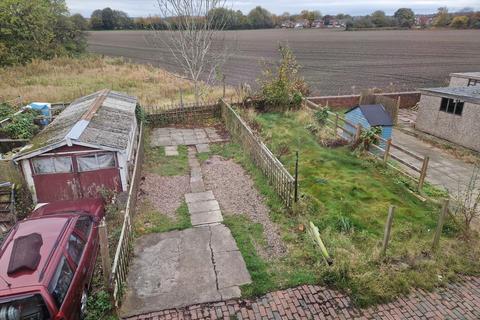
389;153;422;173
389;143;423;161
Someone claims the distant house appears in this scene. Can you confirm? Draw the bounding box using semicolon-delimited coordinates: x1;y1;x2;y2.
281;21;295;28
415;15;434;27
449;72;480;87
416;86;480;152
14;89;139;203
344;104;393;146
312;20;324;28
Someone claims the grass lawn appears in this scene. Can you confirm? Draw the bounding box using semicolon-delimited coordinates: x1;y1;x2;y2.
208;111;479;307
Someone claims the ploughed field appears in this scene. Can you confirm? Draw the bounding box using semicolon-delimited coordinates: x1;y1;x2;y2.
87;29;480;95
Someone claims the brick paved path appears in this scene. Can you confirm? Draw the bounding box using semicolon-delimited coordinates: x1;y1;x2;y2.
125;276;480;320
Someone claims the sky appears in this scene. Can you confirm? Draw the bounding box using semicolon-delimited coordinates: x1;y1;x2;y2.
66;0;479;17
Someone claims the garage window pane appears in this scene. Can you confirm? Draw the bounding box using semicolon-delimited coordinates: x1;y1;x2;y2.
77;153;115;172
53;157;73;173
97;153;115;168
33;158;54;174
33;157;72;174
77;155;97;172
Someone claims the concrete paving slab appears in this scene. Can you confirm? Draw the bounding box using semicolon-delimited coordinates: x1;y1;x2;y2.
215;250;252;289
191;210;223;226
196;143;210;153
187;199;220;214
165;146;179;156
190;180;205;193
150;127;228;148
185;191;215;203
210;224;238;252
120;225;250;317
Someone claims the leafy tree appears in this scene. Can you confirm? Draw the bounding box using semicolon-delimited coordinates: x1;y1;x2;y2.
394;8;415;28
433;7;451;27
248;6;274;29
450;15;469;28
101;8;115;30
258;45;309;110
71;13;88;30
0;0;85;66
371;10;389;27
90;10;103;29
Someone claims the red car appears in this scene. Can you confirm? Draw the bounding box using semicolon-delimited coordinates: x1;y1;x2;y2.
0;199;105;320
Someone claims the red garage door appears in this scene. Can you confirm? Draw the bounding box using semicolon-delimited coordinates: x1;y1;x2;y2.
31;152;121;203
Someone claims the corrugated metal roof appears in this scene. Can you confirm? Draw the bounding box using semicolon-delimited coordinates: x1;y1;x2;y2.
346;104;393;126
420;86;480;104
15;90;137;159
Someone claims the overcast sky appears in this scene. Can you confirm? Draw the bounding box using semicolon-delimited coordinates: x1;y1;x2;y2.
66;0;478;17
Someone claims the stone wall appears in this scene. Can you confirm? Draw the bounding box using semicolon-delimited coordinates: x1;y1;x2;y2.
416;94;480;152
308;91;421;110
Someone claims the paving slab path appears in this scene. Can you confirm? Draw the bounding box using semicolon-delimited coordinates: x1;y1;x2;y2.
125;276;480;320
121;134;250;318
151;128;227;147
392;128;476;193
120;225;251;318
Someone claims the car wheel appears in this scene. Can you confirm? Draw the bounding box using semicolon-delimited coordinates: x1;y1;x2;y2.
80;290;88;319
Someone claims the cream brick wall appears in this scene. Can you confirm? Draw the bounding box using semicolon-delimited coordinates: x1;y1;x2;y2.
416;94;480;152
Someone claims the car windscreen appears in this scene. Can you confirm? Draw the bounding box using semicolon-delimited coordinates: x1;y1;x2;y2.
0;293;51;319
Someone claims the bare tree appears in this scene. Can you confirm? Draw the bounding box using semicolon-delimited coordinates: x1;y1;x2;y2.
451;165;480;238
156;0;229;105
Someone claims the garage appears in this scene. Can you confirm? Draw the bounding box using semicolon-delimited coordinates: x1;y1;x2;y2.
13;89;139;203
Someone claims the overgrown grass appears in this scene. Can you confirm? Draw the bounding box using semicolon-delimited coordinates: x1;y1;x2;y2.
144;143;189;176
0;55;234;107
134;201;191;236
210;110;479;307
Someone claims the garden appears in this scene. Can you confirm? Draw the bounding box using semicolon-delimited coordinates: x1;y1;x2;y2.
207;45;480;307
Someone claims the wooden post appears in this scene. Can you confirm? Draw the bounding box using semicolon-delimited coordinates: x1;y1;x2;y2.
354;124;362;144
432;199;449;251
334;113;339;138
381;205;395;256
222;75;226;98
99;218;112;289
179;88;184;108
418;156;430;190
294;151;299;203
383;138;392;163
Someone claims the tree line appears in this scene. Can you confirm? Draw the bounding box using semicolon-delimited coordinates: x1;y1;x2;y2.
348;7;480;29
0;0;87;66
87;6;480;31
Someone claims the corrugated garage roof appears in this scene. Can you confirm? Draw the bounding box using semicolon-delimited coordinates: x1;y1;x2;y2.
15;90;137;159
450;72;480;81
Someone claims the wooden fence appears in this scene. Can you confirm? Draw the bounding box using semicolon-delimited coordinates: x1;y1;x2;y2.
110;121;145;307
220;99;296;207
143;101;221;126
304;99;429;190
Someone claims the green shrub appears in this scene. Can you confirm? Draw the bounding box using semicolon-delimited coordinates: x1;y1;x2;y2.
1;111;39;139
257;45;309;111
314;108;330;126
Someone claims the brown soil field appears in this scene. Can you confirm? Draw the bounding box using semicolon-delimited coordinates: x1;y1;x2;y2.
87;29;480;95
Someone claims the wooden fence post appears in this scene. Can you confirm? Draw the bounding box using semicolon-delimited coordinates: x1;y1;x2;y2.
294;151;299;202
354;124;362;144
334;113;339;138
222;75;226;98
383;138;392;163
432;199;449;251
418;156;430;190
381;205;395;256
99;218;112;289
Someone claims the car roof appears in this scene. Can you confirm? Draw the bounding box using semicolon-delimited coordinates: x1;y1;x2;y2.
31;198;104;218
0;216;72;291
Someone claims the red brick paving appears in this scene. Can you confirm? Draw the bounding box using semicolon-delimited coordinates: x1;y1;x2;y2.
125;276;480;319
